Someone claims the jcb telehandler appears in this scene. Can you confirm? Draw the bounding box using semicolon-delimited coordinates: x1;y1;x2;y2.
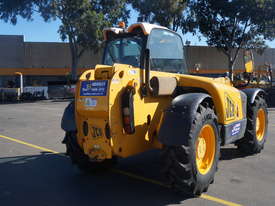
61;22;268;196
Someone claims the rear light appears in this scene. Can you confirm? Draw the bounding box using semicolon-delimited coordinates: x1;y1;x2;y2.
123;115;131;124
121;86;135;134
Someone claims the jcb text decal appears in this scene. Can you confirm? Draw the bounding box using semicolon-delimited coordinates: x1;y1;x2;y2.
225;93;235;120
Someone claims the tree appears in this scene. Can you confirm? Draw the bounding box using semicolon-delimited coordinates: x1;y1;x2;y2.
129;0;186;32
1;0;129;80
257;0;275;39
187;0;275;80
47;0;129;80
0;0;52;24
0;0;34;24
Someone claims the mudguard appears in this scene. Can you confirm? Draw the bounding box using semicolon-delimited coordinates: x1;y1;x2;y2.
158;93;212;146
242;88;266;104
61;101;76;132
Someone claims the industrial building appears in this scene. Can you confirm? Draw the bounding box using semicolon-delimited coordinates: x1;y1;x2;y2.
0;35;101;88
0;34;274;93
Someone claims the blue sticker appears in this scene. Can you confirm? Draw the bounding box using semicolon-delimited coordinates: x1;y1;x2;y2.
80;80;108;96
231;123;241;136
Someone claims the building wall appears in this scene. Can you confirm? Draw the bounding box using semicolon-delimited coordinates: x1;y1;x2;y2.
24;42;72;68
253;48;275;68
0;35;101;71
186;46;275;79
24;42;102;69
186;46;244;71
0;34;274;77
0;35;24;68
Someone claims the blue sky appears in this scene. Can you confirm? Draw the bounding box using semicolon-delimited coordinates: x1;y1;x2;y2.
0;11;275;48
0;13;62;42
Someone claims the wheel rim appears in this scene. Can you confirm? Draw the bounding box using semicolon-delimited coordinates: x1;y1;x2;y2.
196;124;216;175
256;108;266;142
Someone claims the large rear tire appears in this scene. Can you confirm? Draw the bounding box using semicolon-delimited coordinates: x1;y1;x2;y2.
162;104;220;196
236;96;268;154
64;132;116;172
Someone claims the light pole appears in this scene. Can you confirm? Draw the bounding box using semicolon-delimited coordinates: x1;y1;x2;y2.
15;72;23;96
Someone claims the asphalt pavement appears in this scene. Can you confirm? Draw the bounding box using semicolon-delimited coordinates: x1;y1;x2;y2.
0;100;274;206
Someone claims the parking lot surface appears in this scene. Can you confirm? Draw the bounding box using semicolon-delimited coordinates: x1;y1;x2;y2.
0;101;275;206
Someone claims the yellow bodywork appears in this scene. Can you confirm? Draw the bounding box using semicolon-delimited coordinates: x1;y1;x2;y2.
245;61;254;73
244;50;254;73
75;64;245;160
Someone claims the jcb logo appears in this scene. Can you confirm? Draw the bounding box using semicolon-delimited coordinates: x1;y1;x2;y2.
225;94;235;120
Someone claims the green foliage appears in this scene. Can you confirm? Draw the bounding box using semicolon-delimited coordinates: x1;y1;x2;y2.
129;0;186;31
52;0;128;49
48;0;129;79
187;0;275;74
254;0;275;40
0;0;53;24
0;0;129;80
0;0;35;24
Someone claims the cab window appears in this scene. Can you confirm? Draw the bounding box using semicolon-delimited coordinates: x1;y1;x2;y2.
147;29;187;73
103;37;142;68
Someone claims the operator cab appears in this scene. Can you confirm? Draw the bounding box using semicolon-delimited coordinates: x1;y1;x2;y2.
102;22;188;74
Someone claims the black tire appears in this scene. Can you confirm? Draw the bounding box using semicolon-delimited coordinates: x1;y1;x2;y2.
64;131;116;172
162;104;220;196
236;96;268;154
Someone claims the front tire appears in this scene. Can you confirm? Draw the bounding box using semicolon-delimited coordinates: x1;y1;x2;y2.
162;104;220;196
64;132;116;172
237;96;268;154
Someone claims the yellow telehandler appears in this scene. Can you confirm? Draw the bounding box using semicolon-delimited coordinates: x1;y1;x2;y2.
61;22;268;196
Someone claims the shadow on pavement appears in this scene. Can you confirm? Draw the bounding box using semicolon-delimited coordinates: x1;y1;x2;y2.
0;146;254;206
51;99;73;103
0;151;191;206
220;147;250;161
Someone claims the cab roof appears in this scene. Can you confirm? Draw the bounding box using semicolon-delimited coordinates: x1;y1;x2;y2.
103;22;167;40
